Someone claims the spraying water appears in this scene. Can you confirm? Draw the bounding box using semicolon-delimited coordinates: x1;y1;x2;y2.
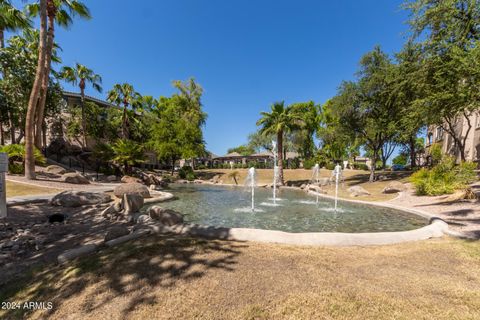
245;167;257;211
311;163;320;204
272;140;278;204
333;163;342;212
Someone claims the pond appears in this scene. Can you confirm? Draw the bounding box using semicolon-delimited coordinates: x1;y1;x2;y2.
155;184;427;233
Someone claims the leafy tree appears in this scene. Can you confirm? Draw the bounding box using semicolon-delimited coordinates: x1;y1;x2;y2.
227;145;255;156
403;0;480;161
333;47;401;181
290;101;320;160
60;62;102;148
256;101;301;184
392;153;408;166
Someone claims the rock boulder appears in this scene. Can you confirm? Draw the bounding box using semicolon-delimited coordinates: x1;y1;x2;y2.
149;206;184;226
50;191;111;207
104;226;130;242
114;183;150;199
121;175;143;184
382;181;406;194
347;186;371;197
62;172;90;184
45;165;68;175
122;194;144;215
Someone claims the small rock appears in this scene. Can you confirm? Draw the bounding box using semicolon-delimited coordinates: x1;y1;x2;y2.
101;203;119;217
121;175;143;184
382;181;406;194
62;172;90;184
45;165;68;175
348;186;371;197
104;226;130;242
136;214;152;224
106;175;118;182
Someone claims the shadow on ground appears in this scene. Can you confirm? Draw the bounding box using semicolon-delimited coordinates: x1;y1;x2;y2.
0;234;246;319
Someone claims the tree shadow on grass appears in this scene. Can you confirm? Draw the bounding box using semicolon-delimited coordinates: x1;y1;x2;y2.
0;234;247;319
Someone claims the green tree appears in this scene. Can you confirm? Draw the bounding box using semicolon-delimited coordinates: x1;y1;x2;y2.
403;0;480;161
27;0;90;152
107;83;138;139
290;101;320;160
227;145;255;156
256;101;301;185
60;63;102;148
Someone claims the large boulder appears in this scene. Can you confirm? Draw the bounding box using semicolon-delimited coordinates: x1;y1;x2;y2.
45;165;68;175
104;226;130;242
51;191;111;207
307;185;326;194
114;183;150;199
121;175;143;184
382;181;406;194
348;186;371;197
122;194;144;215
62;172;90;184
149;206;184;226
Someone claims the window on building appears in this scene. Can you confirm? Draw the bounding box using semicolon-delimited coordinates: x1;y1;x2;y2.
427;132;433;145
476;112;480;129
436;126;444;140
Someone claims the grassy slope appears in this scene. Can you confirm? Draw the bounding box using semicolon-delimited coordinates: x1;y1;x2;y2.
5;181;62;198
1;235;479;320
196;169;411;201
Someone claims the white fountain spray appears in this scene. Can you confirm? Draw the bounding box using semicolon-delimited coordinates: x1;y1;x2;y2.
272;140;278;205
334;163;342;212
245;167;257;211
311;163;320;204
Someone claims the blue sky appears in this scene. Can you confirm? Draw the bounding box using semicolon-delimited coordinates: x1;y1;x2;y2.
11;0;410;156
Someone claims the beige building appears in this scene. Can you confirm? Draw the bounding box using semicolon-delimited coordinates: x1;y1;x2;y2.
425;112;480;164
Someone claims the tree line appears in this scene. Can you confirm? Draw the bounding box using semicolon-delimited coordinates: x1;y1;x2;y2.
0;0;207;179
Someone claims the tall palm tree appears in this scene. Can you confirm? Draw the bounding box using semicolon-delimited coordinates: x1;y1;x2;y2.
107;83;137;139
26;0;90;150
256;101;301;185
60;63;102;148
0;0;30;145
25;0;47;180
0;0;30;49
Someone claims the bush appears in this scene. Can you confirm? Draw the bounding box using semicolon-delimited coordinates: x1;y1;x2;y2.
303;159;316;170
353;162;369;171
196;164;207;170
179;165;195;179
325;163;335;170
410;157;477;195
0;144;46;173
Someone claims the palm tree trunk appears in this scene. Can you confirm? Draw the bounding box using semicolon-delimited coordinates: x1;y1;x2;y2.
122;104;128;139
0;28;4;49
81;87;87;149
25;0;48;180
277;130;284;185
34;1;55;150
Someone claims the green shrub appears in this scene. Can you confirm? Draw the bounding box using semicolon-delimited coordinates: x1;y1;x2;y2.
179;165;195;179
429;143;443;165
325;163;335;170
410;157;477;196
0;144;46;173
353;162;369;171
196;164;207;170
303;159;316;170
186;172;196;181
8;162;24;174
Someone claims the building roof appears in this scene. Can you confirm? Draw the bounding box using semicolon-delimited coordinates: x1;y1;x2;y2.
62;91;119;109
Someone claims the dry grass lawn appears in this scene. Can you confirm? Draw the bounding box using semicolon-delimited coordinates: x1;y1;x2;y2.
1;234;479;320
5;180;63;198
197;169;409;201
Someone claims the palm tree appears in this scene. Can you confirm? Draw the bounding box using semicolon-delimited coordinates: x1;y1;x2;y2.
26;0;90;150
107;83;137;139
0;0;30;49
111;139;145;174
60;63;102;148
24;0;47;180
0;0;30;145
256;101;301;185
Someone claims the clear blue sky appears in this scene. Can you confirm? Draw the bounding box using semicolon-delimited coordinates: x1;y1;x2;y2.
12;0;410;156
